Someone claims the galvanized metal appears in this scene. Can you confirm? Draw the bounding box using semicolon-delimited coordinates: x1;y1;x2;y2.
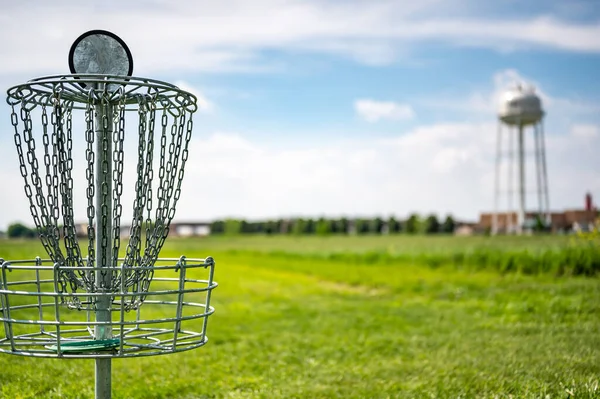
70;30;133;78
0;257;217;358
3;69;215;399
95;95;113;399
6;74;198;303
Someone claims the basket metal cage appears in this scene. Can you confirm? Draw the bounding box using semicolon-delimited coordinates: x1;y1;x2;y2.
0;256;217;359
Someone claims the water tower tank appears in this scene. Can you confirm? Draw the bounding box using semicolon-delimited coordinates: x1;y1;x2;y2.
498;85;544;126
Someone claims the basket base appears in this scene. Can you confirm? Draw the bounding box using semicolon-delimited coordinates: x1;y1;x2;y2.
45;338;121;353
0;256;216;358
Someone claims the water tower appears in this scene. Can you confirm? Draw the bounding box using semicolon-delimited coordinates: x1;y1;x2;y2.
493;84;550;234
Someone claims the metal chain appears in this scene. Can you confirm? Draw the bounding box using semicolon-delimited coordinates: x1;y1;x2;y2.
10;95;71;293
122;94;150;307
85;91;96;289
41;105;62;262
53;88;84;291
64;102;86;272
99;88;111;286
8;80;196;308
111;88;126;279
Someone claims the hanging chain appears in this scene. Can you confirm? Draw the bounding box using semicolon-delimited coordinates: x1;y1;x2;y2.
110;88;127;288
123;95;148;273
98;87;111;287
53;88;84;291
41;105;62;262
7;79;197;309
85;91;96;289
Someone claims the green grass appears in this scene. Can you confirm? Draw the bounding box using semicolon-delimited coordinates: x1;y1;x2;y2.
0;236;599;398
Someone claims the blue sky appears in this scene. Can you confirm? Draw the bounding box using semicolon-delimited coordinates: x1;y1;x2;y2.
0;0;599;228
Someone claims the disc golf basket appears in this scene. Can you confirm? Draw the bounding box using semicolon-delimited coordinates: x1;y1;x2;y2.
0;30;217;398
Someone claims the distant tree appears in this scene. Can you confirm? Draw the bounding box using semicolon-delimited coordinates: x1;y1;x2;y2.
304;219;316;234
370;217;384;234
264;220;276;235
387;217;400;234
7;223;36;239
441;215;456;234
272;219;282;234
210;220;225;235
316;218;333;236
405;214;420;234
292;218;306;235
253;221;265;234
424;214;440;234
224;219;242;235
279;219;291;234
355;219;370;235
334;218;349;234
396;219;404;233
532;215;550;233
329;219;339;234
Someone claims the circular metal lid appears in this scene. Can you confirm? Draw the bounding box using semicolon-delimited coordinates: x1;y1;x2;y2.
68;30;133;76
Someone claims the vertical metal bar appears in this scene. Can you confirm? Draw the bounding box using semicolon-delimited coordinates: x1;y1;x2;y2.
95;96;113;399
1;262;15;352
172;256;187;350
201;257;215;343
507;125;514;234
119;264;126;355
517;123;526;235
493;123;502;235
52;263;62;355
136;306;141;330
35;257;45;334
539;120;551;227
0;262;8;343
87;293;93;337
533;123;543;227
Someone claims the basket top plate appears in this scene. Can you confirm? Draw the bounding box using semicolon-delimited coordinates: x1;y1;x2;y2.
69;30;133;76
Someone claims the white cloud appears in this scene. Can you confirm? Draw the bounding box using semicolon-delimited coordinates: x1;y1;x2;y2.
570;124;600;139
354;99;415;122
172;123;600;222
1;118;598;230
0;1;599;75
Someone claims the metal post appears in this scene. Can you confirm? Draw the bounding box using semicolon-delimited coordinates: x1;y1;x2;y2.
492;123;501;235
539;120;551;227
517;124;526;235
95;97;113;399
534;123;543;228
507;125;514;234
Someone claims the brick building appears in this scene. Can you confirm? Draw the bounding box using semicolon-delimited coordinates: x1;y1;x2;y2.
478;193;598;233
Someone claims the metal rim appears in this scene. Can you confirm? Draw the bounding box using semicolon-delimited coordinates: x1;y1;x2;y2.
6;74;198;113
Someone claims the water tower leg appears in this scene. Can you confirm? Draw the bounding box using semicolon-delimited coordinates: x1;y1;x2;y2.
507;125;515;234
493;123;502;235
534;122;544;229
539;121;551;227
95;101;114;399
517;124;526;234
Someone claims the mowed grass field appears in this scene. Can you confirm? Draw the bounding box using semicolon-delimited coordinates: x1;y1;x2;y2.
0;234;599;398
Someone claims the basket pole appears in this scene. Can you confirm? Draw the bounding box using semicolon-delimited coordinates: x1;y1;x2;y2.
95;99;113;399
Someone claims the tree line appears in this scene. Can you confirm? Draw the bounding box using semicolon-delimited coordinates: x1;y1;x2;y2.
4;214;458;238
209;214;457;235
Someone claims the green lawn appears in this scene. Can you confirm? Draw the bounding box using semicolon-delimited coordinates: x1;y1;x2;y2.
0;236;599;398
